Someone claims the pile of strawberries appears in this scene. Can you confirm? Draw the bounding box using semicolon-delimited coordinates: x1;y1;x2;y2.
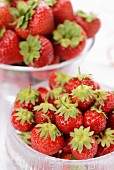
0;0;101;67
11;69;114;160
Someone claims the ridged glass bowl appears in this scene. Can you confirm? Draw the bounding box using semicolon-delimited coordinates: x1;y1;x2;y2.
6;80;114;170
0;38;94;100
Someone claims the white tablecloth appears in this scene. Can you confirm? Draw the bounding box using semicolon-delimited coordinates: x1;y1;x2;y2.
1;0;114;169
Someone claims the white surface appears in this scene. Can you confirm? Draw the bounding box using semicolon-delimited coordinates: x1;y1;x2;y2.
1;0;114;169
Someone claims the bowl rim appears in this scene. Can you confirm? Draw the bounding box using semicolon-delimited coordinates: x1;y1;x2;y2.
0;38;95;72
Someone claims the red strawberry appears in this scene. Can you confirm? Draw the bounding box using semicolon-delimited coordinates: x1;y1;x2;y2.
96;128;114;157
44;0;74;24
11;108;34;132
19;131;31;146
34;101;56;124
10;1;54;39
83;108;107;134
75;10;101;38
94;90;114;114
70;126;98;160
107;111;114;129
55;94;83;134
71;85;95;111
31;122;64;155
37;87;49;102
0;27;23;64
49;71;71;89
0;2;13;29
53;20;86;60
20;35;54;68
14;86;41;111
60;153;75;160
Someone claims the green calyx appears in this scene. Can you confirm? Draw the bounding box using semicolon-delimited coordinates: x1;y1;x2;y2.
77;67;93;81
16;86;40;105
20;35;42;65
36;123;62;141
93;89;109;107
34;102;57;113
49;87;63;100
96;128;114;148
14;108;34;125
55;71;71;87
19;132;31;145
70;126;94;153
77;10;97;22
53;20;84;48
55;94;80;121
91;106;107;118
44;0;57;7
71;85;94;102
10;0;40;29
0;27;6;40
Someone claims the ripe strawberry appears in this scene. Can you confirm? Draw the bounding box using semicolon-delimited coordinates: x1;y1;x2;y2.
31;122;64;155
0;2;13;29
49;71;71;89
71;85;95;111
94;90;114;114
96;128;114;157
34;101;56;124
44;0;74;24
19;131;31;146
75;10;101;38
55;94;83;134
83;108;107;134
53;20;86;60
70;126;98;160
107;111;114;129
14;86;41;111
20;35;54;68
0;27;23;64
37;87;49;102
11;108;34;132
60;153;75;160
10;1;54;39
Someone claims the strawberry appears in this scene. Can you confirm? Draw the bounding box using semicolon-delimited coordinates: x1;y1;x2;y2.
71;85;95;111
19;131;31;146
75;10;101;38
34;101;56;124
31;122;64;155
49;71;71;89
20;35;54;68
94;90;114;114
55;94;83;134
0;27;23;64
60;153;75;160
53;20;86;60
11;108;34;132
37;87;49;102
0;2;13;29
44;0;74;24
70;126;98;160
10;1;54;39
96;128;114;157
107;111;114;129
14;86;41;111
83;108;107;134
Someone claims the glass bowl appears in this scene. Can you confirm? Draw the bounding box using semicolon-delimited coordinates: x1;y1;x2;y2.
6;80;114;170
0;38;94;100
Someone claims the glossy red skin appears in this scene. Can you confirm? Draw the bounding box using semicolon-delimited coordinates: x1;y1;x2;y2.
15;27;29;40
51;0;74;24
0;3;13;29
107;111;114;129
31;126;64;155
0;30;23;64
61;153;72;160
83;110;107;134
72;96;95;112
49;72;61;89
65;77;100;94
34;109;55;124
71;136;98;160
37;87;49;102
55;111;83;134
96;144;114;157
62;136;71;153
11;110;34;132
54;31;86;61
75;14;101;38
28;35;54;68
